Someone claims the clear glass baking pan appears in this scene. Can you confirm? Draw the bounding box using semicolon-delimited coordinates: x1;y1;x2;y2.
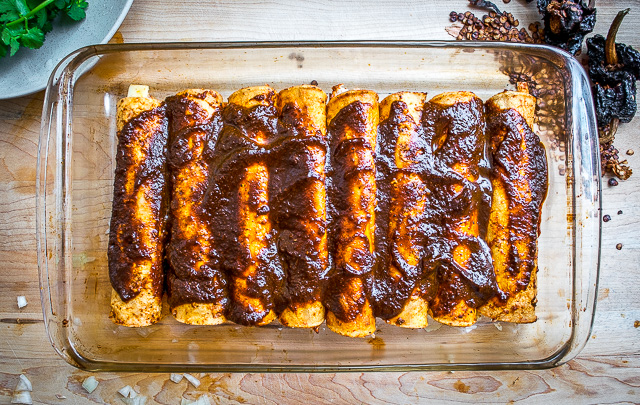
36;41;601;371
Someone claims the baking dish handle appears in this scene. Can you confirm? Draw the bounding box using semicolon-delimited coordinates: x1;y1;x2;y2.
37;47;87;368
556;56;601;365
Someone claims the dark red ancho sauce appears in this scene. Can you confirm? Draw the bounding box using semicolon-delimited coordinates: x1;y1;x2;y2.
325;100;377;323
270;102;329;311
210;95;284;325
165;92;228;309
207;92;330;325
373;100;430;320
419;96;498;317
487;108;548;299
108;105;169;302
109;90;546;324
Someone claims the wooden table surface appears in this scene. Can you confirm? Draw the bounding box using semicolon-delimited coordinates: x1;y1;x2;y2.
1;1;639;403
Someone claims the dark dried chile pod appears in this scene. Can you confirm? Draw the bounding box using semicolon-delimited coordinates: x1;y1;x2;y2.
536;0;596;55
587;9;640;129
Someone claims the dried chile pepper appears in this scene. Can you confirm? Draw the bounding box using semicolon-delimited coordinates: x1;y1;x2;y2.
469;0;502;14
587;9;640;137
587;9;638;180
536;0;596;55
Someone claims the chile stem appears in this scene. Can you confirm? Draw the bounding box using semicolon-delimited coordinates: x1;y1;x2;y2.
605;8;630;66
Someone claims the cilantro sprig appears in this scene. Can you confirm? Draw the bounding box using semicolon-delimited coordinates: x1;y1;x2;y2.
0;0;88;58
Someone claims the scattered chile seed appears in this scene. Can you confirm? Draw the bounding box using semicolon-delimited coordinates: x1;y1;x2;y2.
627;149;634;156
616;243;623;250
603;214;611;222
608;178;619;186
448;5;542;44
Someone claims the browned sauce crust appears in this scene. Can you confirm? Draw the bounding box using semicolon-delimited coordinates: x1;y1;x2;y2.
421;92;498;327
479;96;548;323
108;86;548;331
374;92;430;328
165;89;228;325
212;86;284;326
108;98;168;327
325;89;378;337
273;85;329;328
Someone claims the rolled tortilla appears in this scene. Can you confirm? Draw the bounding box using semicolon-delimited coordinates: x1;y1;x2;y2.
108;85;168;327
422;91;497;327
325;88;378;337
165;89;228;325
223;85;280;326
273;85;329;328
479;90;547;323
377;92;430;328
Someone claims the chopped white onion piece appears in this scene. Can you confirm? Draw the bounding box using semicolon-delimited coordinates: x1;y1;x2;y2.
194;395;211;405
15;374;32;392
121;395;147;405
423;321;442;333
135;328;152;338
118;385;137;398
82;376;99;393
183;373;200;388
55;394;67;400
493;322;503;331
17;296;27;309
11;391;32;404
170;373;183;383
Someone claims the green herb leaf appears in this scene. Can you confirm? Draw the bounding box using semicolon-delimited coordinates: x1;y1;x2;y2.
0;0;22;20
0;0;89;57
0;27;10;45
34;7;46;27
0;10;20;22
12;0;30;16
25;0;41;8
53;0;68;9
65;0;86;21
0;0;17;13
9;35;19;55
41;18;52;34
20;25;43;48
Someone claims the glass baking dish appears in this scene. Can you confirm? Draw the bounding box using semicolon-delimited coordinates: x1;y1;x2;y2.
36;41;601;371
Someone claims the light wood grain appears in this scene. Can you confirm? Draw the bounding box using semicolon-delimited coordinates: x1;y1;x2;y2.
1;0;640;403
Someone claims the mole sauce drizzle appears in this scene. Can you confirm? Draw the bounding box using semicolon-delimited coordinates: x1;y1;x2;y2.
420;96;498;316
165;94;228;308
110;92;545;322
488;108;548;299
325;100;376;323
373;100;430;320
207;93;330;325
270;102;329;310
209;97;284;325
108;105;169;302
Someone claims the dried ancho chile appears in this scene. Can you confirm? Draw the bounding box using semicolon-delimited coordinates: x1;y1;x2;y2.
587;10;640;137
536;0;596;55
588;9;638;180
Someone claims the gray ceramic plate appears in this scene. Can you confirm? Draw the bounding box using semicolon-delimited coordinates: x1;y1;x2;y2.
0;0;134;99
